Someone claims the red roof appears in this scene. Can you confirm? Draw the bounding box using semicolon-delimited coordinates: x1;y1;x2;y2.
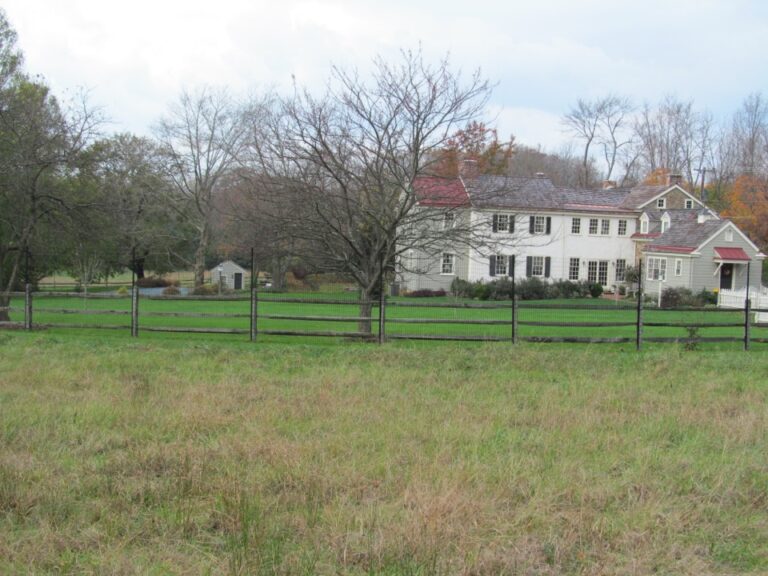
714;247;751;261
646;245;696;254
631;232;661;240
413;177;469;207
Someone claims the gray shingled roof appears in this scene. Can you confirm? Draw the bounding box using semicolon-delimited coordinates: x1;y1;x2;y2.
645;219;726;252
465;175;635;212
618;185;669;209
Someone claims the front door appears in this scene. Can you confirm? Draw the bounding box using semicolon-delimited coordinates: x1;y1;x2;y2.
234;272;243;290
720;263;733;290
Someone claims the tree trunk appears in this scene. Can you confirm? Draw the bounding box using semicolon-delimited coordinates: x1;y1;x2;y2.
358;286;375;336
193;225;210;288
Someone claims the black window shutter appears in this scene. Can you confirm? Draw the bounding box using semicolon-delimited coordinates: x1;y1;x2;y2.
492;214;498;232
545;257;551;278
526;256;532;278
489;255;496;277
529;216;535;234
546;217;552;235
508;255;515;277
509;215;515;233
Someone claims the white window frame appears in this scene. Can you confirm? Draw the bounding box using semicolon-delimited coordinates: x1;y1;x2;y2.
684;199;693;209
495;254;507;276
588;218;599;235
530;256;545;277
640;217;649;234
647;257;667;282
725;229;734;242
533;215;546;234
657;198;666;209
568;257;580;281
600;219;610;235
571;218;581;234
618;220;627;236
441;253;455;275
615;259;626;282
443;212;455;230
674;258;683;277
661;217;670;233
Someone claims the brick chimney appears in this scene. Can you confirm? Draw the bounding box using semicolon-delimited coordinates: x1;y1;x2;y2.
666;173;683;187
602;180;617;189
459;158;479;179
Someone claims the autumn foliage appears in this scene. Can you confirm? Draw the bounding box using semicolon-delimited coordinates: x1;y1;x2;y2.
722;175;768;249
432;121;515;177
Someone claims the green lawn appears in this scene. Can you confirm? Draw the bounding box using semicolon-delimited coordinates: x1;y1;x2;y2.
0;334;766;574
6;292;766;350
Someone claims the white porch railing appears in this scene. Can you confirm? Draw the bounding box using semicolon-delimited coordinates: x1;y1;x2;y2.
718;287;768;323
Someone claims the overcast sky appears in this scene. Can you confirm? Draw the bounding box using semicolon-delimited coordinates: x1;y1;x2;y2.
4;0;768;150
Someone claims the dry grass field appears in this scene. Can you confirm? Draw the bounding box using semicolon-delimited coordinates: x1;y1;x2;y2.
0;331;766;574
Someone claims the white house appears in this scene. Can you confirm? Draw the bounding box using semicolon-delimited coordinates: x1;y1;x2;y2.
400;165;765;295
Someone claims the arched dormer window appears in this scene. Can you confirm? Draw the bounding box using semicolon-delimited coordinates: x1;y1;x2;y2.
660;212;671;233
640;213;649;234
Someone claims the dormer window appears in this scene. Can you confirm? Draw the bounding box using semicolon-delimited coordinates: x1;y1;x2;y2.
657;198;666;209
660;213;671;233
640;215;649;234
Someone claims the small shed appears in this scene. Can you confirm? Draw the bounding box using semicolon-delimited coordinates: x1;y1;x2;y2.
210;260;247;291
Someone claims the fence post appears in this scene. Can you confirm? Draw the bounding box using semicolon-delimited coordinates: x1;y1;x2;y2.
378;283;386;345
745;298;751;351
250;248;258;342
24;283;32;330
636;260;643;351
131;285;139;337
512;295;519;344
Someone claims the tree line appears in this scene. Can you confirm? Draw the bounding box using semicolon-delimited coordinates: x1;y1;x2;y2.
1;8;767;324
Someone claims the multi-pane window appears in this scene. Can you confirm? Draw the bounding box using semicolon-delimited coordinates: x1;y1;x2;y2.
492;213;515;233
657;198;666;208
443;212;455;230
568;257;580;281
618;220;627;236
598;261;608;285
674;258;683;276
685;199;693;209
571;218;581;234
530;256;545;277
647;257;667;281
640;218;649;234
495;254;507;276
587;261;598;283
615;259;626;282
533;215;546;234
589;218;599;234
587;260;609;285
600;219;610;235
441;253;454;275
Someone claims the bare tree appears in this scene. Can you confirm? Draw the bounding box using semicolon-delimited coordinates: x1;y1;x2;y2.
562;98;602;187
155;87;249;287
249;50;491;332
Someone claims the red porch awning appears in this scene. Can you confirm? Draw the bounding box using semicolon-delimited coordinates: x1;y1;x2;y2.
714;247;750;262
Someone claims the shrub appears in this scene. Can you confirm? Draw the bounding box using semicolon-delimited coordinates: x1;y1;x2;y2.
516;277;548;300
488;277;515;300
696;288;718;306
618;285;627;296
407;288;446;298
136;276;171;288
450;278;474;298
192;283;219;296
162;286;180;296
588;283;603;298
660;287;695;308
116;286;129;297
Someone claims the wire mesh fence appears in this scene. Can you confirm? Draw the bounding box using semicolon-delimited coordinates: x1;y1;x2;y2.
3;284;767;349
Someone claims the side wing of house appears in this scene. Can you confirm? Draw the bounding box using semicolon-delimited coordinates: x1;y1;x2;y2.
692;224;765;292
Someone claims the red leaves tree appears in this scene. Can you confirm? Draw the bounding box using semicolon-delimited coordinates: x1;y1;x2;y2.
433;121;514;177
722;175;768;250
